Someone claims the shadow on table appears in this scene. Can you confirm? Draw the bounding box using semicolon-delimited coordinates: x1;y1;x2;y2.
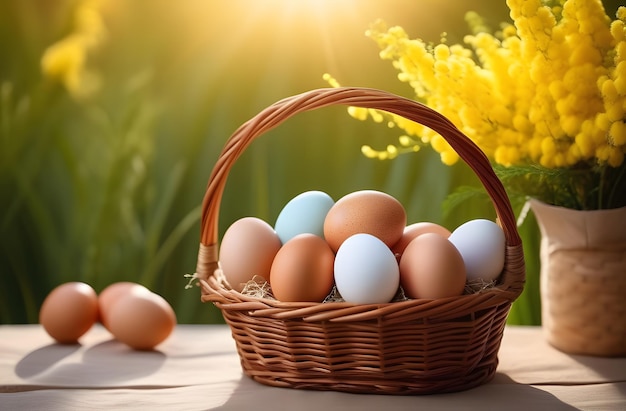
15;338;166;385
15;343;81;379
571;353;626;396
211;372;580;411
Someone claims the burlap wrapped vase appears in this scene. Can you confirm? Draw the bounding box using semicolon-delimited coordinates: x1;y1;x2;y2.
529;198;626;357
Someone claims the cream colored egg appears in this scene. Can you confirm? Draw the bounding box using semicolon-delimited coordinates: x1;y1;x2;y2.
219;217;282;292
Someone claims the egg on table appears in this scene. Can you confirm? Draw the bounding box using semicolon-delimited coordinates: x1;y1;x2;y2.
106;287;177;351
39;282;99;344
98;281;150;331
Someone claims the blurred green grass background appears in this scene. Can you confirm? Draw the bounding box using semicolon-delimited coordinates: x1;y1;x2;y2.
2;0;620;325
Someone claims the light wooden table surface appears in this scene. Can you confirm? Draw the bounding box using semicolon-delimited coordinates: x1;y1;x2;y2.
1;324;624;410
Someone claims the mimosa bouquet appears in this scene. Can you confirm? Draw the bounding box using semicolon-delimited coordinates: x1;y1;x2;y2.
333;0;626;210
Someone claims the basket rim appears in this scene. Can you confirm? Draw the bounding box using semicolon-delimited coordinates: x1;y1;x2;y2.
199;244;524;322
194;86;525;306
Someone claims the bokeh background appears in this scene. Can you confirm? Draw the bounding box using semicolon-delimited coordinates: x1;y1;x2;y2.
2;0;621;325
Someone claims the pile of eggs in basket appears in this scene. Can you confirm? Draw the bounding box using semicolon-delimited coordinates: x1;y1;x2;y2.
218;190;506;304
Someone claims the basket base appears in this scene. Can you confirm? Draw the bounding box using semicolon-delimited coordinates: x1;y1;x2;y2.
242;363;498;395
223;301;510;395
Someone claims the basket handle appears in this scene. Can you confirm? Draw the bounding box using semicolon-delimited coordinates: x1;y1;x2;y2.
196;87;522;282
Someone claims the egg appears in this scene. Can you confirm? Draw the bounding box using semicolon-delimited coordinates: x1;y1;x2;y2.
219;217;282;291
98;282;150;330
107;288;176;350
39;282;99;344
323;190;406;253
274;191;335;244
270;234;335;302
391;222;452;257
448;219;506;282
334;233;400;304
399;233;466;299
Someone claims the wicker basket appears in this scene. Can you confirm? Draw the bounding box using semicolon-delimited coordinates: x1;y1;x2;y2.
195;87;525;395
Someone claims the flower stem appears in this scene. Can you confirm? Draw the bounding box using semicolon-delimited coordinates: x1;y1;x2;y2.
607;164;626;209
599;165;606;209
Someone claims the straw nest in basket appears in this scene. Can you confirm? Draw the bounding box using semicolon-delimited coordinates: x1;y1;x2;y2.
234;271;497;302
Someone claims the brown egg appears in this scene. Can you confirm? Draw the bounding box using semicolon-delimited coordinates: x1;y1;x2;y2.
269;234;335;302
39;282;99;344
107;288;176;350
98;282;150;330
323;190;406;253
399;233;466;299
392;222;452;258
219;217;282;292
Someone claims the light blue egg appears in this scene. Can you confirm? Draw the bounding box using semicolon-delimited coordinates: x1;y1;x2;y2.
274;191;335;244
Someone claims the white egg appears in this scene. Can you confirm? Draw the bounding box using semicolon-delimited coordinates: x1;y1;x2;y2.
274;191;335;244
334;233;400;304
448;219;506;282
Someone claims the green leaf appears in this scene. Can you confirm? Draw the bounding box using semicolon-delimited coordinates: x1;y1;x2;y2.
442;185;489;220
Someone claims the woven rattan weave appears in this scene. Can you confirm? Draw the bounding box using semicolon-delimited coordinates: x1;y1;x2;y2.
195;87;525;394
